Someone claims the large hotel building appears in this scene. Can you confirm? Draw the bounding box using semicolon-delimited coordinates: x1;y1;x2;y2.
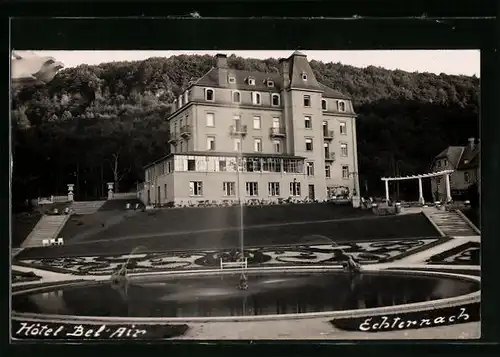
139;51;360;205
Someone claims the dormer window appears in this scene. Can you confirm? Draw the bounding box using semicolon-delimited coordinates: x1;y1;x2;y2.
271;93;280;106
267;80;274;87
321;99;327;111
232;90;241;103
248;77;256;86
302;72;308;81
205;88;215;101
252;92;261;105
228;76;236;84
338;100;346;112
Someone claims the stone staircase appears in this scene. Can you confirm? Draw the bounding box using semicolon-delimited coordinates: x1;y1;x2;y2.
426;210;478;237
21;215;69;248
71;200;106;215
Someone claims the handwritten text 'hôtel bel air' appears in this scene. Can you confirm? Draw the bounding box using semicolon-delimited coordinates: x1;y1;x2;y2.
15;323;147;339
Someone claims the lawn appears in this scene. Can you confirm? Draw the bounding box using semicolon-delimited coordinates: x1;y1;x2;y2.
11;212;42;248
16;213;439;259
67;203;374;243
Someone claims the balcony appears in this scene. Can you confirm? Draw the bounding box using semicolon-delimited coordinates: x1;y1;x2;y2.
180;125;192;138
269;127;286;137
168;133;179;144
323;130;334;140
325;152;336;162
229;124;248;137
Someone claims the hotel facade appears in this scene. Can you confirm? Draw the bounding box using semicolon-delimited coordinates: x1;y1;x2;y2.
139;51;360;206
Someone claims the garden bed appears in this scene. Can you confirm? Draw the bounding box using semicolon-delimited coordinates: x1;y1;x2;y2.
12;270;42;284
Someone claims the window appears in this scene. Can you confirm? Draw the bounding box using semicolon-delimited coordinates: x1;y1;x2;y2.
290;182;301;196
228;76;236;84
304;116;312;129
252;92;262;105
306;162;315;177
232;91;241;103
179;140;184;152
189;181;203;196
206;113;215;127
268;182;280;196
324;142;330;157
248;77;256;85
223;182;236;196
443;159;448;166
325;165;331;178
187;159;196;171
340;143;348;157
246;182;258;196
342;165;349;179
302;72;308;81
233;138;242;151
321;99;327;111
271;93;280;106
339;122;347;135
273;139;281;153
219;160;227;172
303;95;311;107
206;136;216;150
246;158;261;172
464;172;470;183
205;88;214;101
254;138;262;152
178;95;183;108
305;138;313;151
338;100;346;112
253;116;261;130
267;80;274;87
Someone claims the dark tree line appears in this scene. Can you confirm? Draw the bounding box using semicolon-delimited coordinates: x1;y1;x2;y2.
11;54;479;209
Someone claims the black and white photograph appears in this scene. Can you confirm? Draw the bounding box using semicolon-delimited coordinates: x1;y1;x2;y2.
10;45;480;340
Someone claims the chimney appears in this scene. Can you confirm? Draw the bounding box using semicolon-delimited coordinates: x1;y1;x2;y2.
215;54;228;87
215;53;228;69
279;58;290;89
468;137;475;150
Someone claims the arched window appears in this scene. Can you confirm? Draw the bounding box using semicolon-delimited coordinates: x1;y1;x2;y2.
205;88;214;101
338;101;346;112
321;99;327;111
271;93;280;106
232;91;241;103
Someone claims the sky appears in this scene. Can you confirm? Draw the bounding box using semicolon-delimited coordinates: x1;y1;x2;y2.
32;50;480;77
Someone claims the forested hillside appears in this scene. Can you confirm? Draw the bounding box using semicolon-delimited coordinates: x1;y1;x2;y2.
11;54;479;208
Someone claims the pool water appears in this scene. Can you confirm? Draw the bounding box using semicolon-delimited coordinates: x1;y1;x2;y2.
12;271;478;318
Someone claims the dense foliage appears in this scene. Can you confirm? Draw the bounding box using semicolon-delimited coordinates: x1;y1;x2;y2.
11;54;479;207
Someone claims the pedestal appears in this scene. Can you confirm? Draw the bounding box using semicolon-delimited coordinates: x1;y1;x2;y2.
352;196;361;208
107;182;114;200
67;184;74;202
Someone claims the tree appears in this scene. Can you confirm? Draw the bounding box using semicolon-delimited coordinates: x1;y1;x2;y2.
10;54;479;203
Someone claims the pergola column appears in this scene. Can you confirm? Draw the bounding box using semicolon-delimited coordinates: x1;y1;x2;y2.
384;179;389;201
418;177;424;204
445;173;452;202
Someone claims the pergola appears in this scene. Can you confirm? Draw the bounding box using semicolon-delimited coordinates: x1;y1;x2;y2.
381;169;453;203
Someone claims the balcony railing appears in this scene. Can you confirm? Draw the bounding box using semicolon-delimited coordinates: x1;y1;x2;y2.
325;152;336;161
229;124;248;136
180;125;192;138
269;127;286;137
323;130;334;140
168;133;179;144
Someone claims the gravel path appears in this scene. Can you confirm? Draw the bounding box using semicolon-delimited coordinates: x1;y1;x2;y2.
176;319;480;340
